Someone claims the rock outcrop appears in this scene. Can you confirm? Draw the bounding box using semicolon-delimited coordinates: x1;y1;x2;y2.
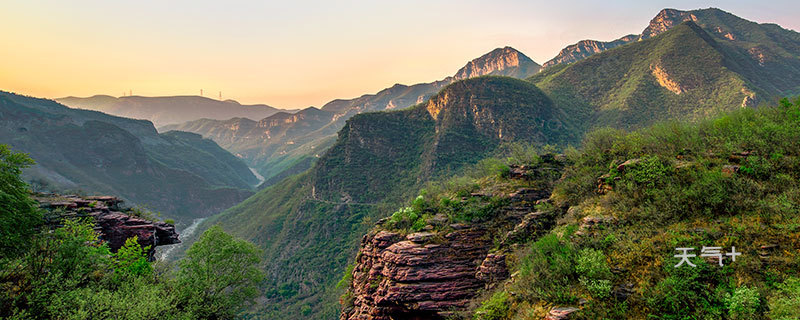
454;46;541;80
34;193;180;259
542;35;637;68
342;192;558;318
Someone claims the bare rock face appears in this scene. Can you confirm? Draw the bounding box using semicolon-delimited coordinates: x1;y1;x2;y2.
454;47;541;80
542;35;637;68
640;9;698;40
35;193;180;259
342;184;557;319
344;227;493;320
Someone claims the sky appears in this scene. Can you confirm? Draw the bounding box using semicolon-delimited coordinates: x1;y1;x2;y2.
1;1;799;109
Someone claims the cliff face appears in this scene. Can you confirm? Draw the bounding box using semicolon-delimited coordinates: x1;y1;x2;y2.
542;35;637;68
35;193;180;259
454;47;541;80
639;9;698;39
341;165;561;319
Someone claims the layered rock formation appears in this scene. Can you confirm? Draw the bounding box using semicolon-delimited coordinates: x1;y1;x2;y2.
35;193;180;259
454;47;541;80
542;35;637;68
341;164;563;319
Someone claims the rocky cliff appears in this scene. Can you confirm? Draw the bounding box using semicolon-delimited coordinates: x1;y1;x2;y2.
341;161;563;319
34;193;180;259
454;47;541;80
542;35;637;68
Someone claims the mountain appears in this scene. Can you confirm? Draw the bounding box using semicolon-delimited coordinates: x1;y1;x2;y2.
542;34;637;68
164;47;541;183
453;46;541;80
202;76;574;318
0;90;256;223
532;19;800;129
56;95;290;127
190;8;800;320
342;98;800;319
542;7;800;71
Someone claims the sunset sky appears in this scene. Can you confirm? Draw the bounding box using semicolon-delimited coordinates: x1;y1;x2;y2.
2;0;799;109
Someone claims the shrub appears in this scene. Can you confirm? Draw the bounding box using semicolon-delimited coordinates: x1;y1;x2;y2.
0;144;41;257
516;232;577;303
576;248;613;298
646;262;726;319
768;277;800;320
112;237;152;280
474;291;511;320
724;286;761;320
625;155;673;189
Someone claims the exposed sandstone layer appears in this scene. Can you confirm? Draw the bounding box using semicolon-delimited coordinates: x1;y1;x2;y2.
35;193;180;259
341;171;559;319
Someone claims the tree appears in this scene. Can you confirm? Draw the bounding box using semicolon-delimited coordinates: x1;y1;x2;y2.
177;225;264;319
0;144;41;257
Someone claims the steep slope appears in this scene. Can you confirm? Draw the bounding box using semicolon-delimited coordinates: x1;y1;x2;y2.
203;77;573;319
343;99;800;319
542;34;637;68
532;20;799;129
57;95;289;127
0;91;255;223
453;46;541;80
542;7;800;74
165;47;541;181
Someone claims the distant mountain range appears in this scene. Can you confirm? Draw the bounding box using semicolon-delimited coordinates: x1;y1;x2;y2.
0;91;256;223
195;8;800;319
162;46;542;184
56;95;294;127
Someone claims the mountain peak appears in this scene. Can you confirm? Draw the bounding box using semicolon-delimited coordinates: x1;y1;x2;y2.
453;46;541;80
542;34;638;68
640;8;700;40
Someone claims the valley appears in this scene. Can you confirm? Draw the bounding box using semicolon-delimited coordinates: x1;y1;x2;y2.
2;4;800;320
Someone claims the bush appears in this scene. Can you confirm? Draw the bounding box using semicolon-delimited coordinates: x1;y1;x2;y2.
724;286;761;320
112;237;152;280
0;144;41;257
515;231;577;303
645;262;726;319
768;277;800;320
177;225;265;319
576;248;612;298
474;291;511;320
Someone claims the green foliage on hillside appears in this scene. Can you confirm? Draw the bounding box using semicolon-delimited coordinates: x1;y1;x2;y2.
0;152;264;318
1;220;263;319
0;91;255;223
201;76;577;319
531;21;786;131
459;98;800;319
0;145;41;257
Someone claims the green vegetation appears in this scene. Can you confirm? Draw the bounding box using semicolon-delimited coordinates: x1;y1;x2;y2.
177;225;264;319
457;98;800;319
0;91;255;224
0;145;41;257
0;151;264;318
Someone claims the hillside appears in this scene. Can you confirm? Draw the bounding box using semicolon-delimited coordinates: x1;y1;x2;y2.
163;47;541;182
341;97;800;319
0;91;255;223
202;77;574;318
532;20;800;130
541;8;800;72
57;95;290;127
189;8;800;320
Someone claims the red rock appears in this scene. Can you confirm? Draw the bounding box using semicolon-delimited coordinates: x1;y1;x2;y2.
545;307;580;320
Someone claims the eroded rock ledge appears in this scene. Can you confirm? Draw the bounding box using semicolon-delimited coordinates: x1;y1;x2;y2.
342;190;555;320
34;193;180;259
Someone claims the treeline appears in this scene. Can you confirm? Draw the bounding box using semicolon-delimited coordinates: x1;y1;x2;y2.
0;144;264;319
